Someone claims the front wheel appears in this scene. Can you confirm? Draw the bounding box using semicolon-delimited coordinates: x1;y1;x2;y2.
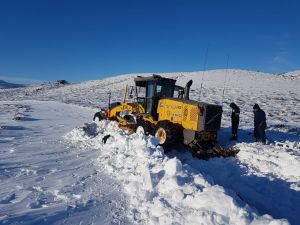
93;112;105;122
135;120;153;135
154;121;183;147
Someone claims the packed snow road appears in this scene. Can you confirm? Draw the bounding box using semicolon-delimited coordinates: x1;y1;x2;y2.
0;101;130;225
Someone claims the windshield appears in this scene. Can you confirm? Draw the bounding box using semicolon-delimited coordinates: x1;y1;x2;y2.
156;84;174;97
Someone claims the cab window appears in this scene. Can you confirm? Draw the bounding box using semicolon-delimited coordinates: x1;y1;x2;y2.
156;84;173;97
173;86;184;98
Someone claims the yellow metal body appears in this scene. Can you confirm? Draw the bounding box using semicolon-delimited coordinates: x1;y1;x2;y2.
107;85;145;121
157;98;216;142
107;102;145;120
106;99;216;142
105;86;217;142
157;98;200;131
143;116;158;125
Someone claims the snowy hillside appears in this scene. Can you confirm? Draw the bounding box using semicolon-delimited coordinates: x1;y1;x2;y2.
0;69;299;225
279;70;300;80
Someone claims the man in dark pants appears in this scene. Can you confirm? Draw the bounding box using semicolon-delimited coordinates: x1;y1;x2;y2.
230;102;240;140
253;104;267;144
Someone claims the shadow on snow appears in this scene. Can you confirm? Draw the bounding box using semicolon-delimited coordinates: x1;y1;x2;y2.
168;126;300;224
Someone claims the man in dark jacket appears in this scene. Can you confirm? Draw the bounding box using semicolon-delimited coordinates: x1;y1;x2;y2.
253;104;267;144
230;103;240;140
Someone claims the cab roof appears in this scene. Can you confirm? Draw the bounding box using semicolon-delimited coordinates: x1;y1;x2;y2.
134;74;176;87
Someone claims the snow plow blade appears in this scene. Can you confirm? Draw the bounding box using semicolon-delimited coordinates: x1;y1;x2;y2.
190;144;239;159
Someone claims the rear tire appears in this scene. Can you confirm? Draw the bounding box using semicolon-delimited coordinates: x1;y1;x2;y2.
154;121;183;147
135;120;153;135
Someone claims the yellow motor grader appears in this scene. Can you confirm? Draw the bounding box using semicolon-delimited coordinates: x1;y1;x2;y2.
93;74;238;158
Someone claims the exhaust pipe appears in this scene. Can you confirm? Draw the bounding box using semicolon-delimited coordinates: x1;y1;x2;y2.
184;80;193;100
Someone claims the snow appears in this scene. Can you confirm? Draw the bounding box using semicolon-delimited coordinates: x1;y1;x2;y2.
0;69;299;224
0;101;129;224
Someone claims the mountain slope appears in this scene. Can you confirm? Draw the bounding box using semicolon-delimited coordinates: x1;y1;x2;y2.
279;70;300;79
0;80;25;89
0;69;299;224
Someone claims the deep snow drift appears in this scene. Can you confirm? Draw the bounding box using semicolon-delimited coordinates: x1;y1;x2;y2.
0;69;299;225
65;120;291;225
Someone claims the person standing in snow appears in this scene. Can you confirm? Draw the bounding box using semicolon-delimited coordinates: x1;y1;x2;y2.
253;104;267;144
230;102;240;140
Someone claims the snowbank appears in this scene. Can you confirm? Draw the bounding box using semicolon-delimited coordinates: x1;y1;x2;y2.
65;121;289;225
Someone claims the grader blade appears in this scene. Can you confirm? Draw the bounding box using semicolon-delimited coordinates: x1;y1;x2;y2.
191;144;239;160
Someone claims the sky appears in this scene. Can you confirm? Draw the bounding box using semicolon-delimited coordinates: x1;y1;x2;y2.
0;0;299;83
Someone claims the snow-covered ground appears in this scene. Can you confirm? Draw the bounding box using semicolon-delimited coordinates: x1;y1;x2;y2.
0;69;299;225
0;101;129;224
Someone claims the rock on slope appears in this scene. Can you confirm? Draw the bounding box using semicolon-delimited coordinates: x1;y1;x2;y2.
0;80;24;89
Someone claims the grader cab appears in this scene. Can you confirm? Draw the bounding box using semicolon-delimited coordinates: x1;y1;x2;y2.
93;74;238;158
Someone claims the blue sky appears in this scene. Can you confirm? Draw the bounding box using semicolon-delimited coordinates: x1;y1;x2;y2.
0;0;299;83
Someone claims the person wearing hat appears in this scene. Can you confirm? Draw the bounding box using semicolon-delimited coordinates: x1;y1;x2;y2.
253;104;267;144
229;102;240;140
